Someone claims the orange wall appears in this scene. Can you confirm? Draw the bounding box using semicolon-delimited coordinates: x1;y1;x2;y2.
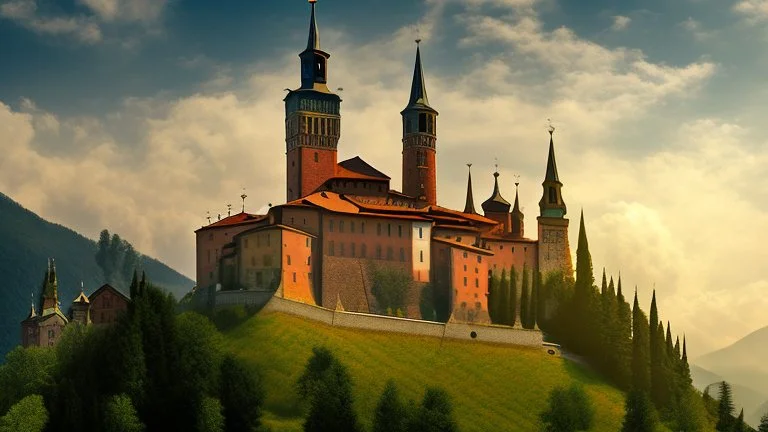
280;230;315;304
279;207;321;236
450;248;489;321
196;223;262;289
322;215;413;273
485;240;538;277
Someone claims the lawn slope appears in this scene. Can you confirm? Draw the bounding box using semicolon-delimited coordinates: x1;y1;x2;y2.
224;311;627;432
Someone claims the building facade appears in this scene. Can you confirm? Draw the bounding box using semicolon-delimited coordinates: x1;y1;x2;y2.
194;2;574;326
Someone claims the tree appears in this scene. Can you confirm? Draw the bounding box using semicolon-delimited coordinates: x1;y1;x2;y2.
758;411;768;432
615;277;633;390
570;211;598;356
632;291;651;393
220;355;264;432
0;346;56;414
197;397;224;432
303;361;360;432
0;394;48;432
621;390;657;432
370;266;411;314
103;394;144;432
716;381;734;432
540;384;594;432
733;409;746;432
520;265;530;328
487;273;500;324
498;269;509;326
509;267;518;327
373;380;406;432
407;387;457;432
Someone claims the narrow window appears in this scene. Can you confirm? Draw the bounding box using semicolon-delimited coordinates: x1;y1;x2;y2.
463;277;468;287
387;247;394;261
350;221;355;233
329;220;334;232
420;250;424;263
398;225;402;237
376;245;382;259
475;278;479;288
419;113;427;132
463;252;468;259
549;186;557;204
377;223;382;236
339;220;344;232
477;256;482;263
419;227;423;239
361;222;365;234
293;272;297;283
244;239;249;249
464;264;467;271
351;243;356;257
387;224;391;237
340;243;345;256
307;256;311;265
306;238;310;247
287;255;291;265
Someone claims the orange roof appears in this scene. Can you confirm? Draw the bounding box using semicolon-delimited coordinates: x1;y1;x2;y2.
428;206;498;225
195;212;267;232
235;223;317;239
357;212;430;221
302;191;361;214
433;224;480;232
433;237;495;256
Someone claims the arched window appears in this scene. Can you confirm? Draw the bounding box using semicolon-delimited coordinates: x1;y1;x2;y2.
418;113;427;132
548;186;557;204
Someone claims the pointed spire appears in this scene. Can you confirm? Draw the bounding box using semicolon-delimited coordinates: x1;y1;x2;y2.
577;209;588;251
511;179;524;238
545;126;560;182
406;41;431;109
608;276;615;295
306;0;321;51
27;301;37;319
463;164;476;214
512;185;522;213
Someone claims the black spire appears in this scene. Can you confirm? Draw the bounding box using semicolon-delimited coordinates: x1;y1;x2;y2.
306;0;320;52
545;128;560;183
464;164;476;214
404;42;434;111
482;170;511;213
511;181;525;237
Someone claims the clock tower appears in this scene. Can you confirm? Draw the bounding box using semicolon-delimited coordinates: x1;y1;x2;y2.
537;127;573;279
284;0;342;202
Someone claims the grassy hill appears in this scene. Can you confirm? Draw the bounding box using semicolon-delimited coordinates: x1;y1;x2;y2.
0;191;193;358
224;311;630;432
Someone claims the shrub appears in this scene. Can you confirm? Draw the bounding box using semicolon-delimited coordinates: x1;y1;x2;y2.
540;384;594;432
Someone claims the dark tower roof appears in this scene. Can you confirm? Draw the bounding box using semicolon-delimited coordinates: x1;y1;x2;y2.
482;171;511;213
463;164;476;214
403;43;436;113
545;132;560;183
512;186;522;215
306;0;321;52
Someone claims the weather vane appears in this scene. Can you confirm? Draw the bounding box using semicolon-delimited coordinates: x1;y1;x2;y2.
241;189;248;212
308;0;317;4
514;174;521;188
227;204;232;217
494;157;499;173
206;211;211;224
415;26;421;45
547;118;555;135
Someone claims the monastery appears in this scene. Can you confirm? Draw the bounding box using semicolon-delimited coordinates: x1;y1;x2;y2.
195;1;574;324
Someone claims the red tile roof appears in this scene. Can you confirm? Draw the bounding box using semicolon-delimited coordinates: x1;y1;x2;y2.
337;156;390;180
195;212;267;232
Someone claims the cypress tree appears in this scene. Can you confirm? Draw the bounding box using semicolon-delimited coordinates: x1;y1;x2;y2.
572;210;596;355
488;273;500;324
649;290;665;407
499;269;509;326
758;412;768;432
531;270;539;329
621;390;657;432
601;268;607;296
129;271;138;300
520;265;530;328
615;276;633;390
734;409;746;432
373;380;406;432
716;381;734;432
509;267;518;327
665;322;674;356
631;290;651;393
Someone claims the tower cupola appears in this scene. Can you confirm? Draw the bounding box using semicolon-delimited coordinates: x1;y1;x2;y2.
482;169;512;233
539;126;567;218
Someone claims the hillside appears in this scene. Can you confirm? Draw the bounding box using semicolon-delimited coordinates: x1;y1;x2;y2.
0;191;193;358
691;365;767;428
224;311;630;432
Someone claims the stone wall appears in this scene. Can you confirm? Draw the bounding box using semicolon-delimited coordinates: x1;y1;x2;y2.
214;290;274;310
262;295;543;348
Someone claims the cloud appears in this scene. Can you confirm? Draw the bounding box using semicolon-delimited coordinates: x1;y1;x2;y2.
0;0;168;43
1;0;763;357
611;15;631;31
0;0;102;43
680;17;714;40
733;0;768;22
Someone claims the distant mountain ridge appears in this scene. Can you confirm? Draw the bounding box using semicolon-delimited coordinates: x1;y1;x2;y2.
0;191;193;359
693;326;768;428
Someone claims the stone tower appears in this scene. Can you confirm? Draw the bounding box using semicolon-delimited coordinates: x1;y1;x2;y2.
537;128;573;279
71;283;91;325
284;0;342;202
401;41;438;206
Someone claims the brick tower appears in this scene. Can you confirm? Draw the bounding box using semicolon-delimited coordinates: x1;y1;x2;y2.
401;41;438;206
284;0;342;202
537;127;573;279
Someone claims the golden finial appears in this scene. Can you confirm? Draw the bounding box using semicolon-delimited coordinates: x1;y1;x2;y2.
308;0;317;4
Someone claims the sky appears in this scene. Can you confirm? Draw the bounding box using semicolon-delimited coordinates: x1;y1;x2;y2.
1;0;767;358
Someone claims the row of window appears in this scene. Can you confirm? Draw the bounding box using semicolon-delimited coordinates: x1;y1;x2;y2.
403;113;437;135
327;242;426;263
328;220;426;240
462;277;481;288
286;135;337;151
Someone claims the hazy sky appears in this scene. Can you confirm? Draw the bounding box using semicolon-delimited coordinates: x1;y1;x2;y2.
1;0;767;357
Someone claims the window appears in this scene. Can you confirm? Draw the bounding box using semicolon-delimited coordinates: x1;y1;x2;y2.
398;225;402;237
329;241;335;256
307;256;311;265
399;248;405;262
306;238;310;247
293;272;297;283
463;252;468;259
475;278;479;288
287;255;292;265
351;243;356;257
290;217;295;224
549;186;557;204
512;247;515;253
339;220;344;232
463;264;467;271
329;220;334;232
361;244;367;258
477;256;482;263
463;277;468;287
377;223;382;236
419;113;427;132
420;250;424;263
387;247;394;260
419;227;423;239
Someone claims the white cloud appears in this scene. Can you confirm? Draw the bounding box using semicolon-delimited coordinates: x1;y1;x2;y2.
680;17;714;40
77;0;168;23
734;0;768;22
1;0;764;358
611;15;631;31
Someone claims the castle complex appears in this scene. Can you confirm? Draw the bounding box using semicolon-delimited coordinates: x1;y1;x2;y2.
195;1;574;324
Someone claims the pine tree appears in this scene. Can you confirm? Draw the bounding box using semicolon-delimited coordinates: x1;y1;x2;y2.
632;290;651;393
716;381;734;432
615;276;633;390
600;275;619;378
649;290;667;408
733;409;746;432
758;411;768;432
520;265;530;329
407;387;457;432
621;390;657;432
373;380;406;432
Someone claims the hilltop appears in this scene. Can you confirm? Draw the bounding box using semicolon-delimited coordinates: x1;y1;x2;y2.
223;310;631;432
0;191;193;358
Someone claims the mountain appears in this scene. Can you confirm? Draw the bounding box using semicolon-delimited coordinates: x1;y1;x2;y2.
0;191;193;359
693;327;768;428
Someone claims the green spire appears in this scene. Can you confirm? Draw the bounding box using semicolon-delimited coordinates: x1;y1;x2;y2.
406;42;431;109
544;131;560;183
306;0;321;52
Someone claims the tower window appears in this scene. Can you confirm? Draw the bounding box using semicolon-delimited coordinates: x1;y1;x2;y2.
549;187;557;204
419;113;427;132
321;118;326;135
313;117;318;134
420;250;424;263
419;227;423;239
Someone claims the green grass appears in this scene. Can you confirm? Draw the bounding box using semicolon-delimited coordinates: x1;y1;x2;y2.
223;311;627;432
